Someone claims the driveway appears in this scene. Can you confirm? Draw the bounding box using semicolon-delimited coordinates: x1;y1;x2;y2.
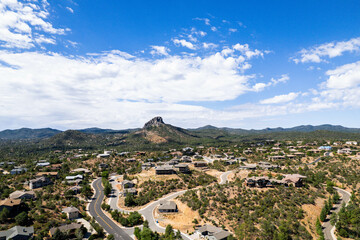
323;187;351;240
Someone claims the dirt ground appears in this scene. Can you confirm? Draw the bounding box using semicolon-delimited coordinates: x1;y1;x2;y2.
204;169;223;182
301;197;326;239
131;169;180;186
155;198;201;233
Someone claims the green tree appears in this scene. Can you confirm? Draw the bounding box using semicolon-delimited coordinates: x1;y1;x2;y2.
0;208;10;223
15;211;29;225
134;227;141;240
165;225;174;239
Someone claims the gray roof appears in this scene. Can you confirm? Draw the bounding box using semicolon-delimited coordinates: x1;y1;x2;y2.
197;225;230;240
0;226;34;239
62;206;79;213
158;201;177;210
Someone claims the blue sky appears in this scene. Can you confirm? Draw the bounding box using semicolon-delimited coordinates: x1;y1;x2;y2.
0;0;360;130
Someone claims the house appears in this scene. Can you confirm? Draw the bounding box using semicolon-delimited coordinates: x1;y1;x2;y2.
71;168;91;174
225;160;237;165
69;186;82;194
0;198;21;212
48;164;62;171
10;167;27;175
9;191;35;200
245;177;271;188
0;226;34;240
282;174;307;187
49;223;83;237
196;225;231;240
65;175;83;181
318;146;332;151
121;180;135;189
122;188;137;196
243;149;253;155
29;176;52;189
167;159;179;165
180;156;192;162
97;154;110;158
268;155;285;161
36;162;50;167
155;166;176;175
158;201;178;213
99;163;109;169
125;158;136;162
142;162;154;169
193;161;208;167
337;148;353;155
237;157;247;162
239;164;257;170
174;164;190;173
62;206;80;219
182;147;193;152
345;141;357;146
257;162;279;169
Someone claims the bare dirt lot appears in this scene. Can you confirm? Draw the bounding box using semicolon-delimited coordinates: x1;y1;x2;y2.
155;198;201;233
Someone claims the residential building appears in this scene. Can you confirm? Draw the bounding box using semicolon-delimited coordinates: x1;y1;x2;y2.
155;165;176;175
122;188;137;196
121;180;135;189
193;161;208;167
158;201;178;213
0;226;34;240
239;164;257;170
62;206;80;219
174;164;190;173
9;191;35;200
65;175;83;181
10;167;27;175
29;176;52;189
196;224;231;240
0;198;21;212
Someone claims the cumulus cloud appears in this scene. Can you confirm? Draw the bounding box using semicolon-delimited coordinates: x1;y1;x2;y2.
325;61;360;89
150;45;170;56
172;39;196;50
293;37;360;63
260;92;300;104
203;42;218;49
229;28;237;33
0;0;67;49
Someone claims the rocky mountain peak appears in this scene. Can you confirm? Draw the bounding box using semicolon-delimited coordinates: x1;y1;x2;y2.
143;116;165;128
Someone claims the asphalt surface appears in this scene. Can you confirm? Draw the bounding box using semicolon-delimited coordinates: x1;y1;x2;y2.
219;171;233;184
323;187;351;240
89;178;132;240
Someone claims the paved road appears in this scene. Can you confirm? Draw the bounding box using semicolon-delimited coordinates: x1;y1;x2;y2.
323;187;351;240
219;171;233;184
88;178;132;240
202;156;214;163
305;152;329;166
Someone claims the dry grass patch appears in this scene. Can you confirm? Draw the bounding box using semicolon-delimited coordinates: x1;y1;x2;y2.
301;197;326;239
155;199;201;233
132;169;180;185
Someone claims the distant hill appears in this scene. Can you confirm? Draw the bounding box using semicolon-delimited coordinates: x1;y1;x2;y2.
0;128;61;140
79;127;138;134
126;116;199;144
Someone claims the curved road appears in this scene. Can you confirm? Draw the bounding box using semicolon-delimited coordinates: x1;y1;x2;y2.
323;187;351;240
89;178;132;240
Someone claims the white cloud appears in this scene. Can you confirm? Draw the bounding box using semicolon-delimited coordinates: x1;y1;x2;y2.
229;28;237;33
172;39;196;50
194;17;210;26
252;74;289;92
293;37;360;63
203;42;218;49
325;61;360;89
260;92;300;104
150;45;170;56
66;7;74;13
211;26;217;32
0;0;67;49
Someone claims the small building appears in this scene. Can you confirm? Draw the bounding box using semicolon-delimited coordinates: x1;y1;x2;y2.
142;162;154;169
180;156;192;162
337;148;353;155
122;188;137;196
282;174;307;187
345;141;357;146
122;180;135;189
196;224;231;240
49;223;83;237
193;161;208;167
69;186;82;194
225;160;237;165
268;155;285;161
125;158;136;162
258;162;279;169
9;191;35;200
65;175;83;181
167;159;179;165
10;167;27;175
318;146;332;151
62;206;80;219
155;166;176;175
99;163;109;169
29;176;52;189
158;201;178;213
0;226;34;240
239;164;257;170
97;154;110;158
0;198;21;212
36;162;50;167
71;168;91;174
174;164;190;173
